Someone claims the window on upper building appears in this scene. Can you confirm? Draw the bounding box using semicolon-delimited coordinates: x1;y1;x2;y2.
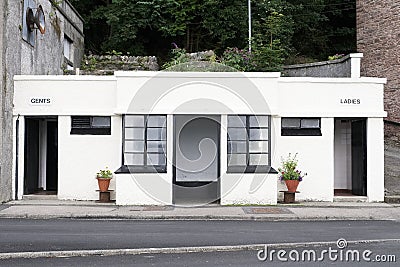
70;116;111;135
227;115;271;173
63;35;73;70
122;115;167;173
281;117;321;136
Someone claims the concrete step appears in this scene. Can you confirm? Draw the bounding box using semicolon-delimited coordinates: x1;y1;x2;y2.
333;196;368;202
22;194;58;200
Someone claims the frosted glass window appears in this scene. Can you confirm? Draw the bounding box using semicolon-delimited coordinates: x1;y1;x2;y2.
123;115;167;169
124;141;144;152
125;116;144;127
147;116;166;127
249;141;268;153
227;115;271;170
124;154;144;165
249;154;269;165
228;141;247;153
147;128;166;140
249;116;269;127
147;153;166;165
301;119;320;128
281;117;322;136
227;116;246;127
125;128;145;140
147;141;166;153
92;116;111;127
249;129;268;140
227;128;247;140
228;154;247;166
282;118;300;128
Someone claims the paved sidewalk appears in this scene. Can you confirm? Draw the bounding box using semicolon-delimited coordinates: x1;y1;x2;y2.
1;199;399;221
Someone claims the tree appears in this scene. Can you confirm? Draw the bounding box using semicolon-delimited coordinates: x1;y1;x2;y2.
69;0;356;65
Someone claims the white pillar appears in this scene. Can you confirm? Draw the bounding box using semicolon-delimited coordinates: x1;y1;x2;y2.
366;117;385;202
350;53;363;78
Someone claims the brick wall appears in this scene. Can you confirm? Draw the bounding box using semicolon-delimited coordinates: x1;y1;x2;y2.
357;0;400;123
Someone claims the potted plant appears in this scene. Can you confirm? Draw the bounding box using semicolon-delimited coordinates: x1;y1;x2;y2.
278;153;307;192
96;167;113;192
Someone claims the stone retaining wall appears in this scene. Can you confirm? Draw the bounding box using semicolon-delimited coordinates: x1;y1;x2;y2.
282;55;352;77
76;55;159;75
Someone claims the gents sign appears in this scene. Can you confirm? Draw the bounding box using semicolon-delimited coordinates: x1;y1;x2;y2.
30;97;52;105
340;98;361;105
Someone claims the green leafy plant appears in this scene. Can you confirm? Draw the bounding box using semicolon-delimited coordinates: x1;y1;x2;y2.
106;50;123;56
278;153;307;181
96;167;113;179
328;54;345;61
220;47;255;71
162;48;190;69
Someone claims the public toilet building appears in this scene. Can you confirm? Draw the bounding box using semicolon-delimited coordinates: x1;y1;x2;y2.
12;68;386;205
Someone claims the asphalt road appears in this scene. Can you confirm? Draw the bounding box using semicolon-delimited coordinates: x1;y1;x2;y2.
0;219;399;254
0;242;398;267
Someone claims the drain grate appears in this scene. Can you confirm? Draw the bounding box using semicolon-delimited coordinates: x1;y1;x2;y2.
242;207;293;214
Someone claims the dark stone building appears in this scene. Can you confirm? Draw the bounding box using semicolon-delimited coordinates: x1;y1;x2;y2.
0;0;84;202
357;0;400;196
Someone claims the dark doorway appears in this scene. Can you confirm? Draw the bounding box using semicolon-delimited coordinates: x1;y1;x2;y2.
24;119;40;195
351;119;367;196
46;121;58;191
173;115;220;205
24;117;58;195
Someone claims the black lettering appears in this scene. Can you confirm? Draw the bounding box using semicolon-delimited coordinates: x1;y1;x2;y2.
46;99;51;104
357;99;361;104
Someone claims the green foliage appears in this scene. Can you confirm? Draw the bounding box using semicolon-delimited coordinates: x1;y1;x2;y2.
221;48;254;72
278;153;307;181
96;167;113;179
328;53;345;60
162;48;190;69
69;0;357;67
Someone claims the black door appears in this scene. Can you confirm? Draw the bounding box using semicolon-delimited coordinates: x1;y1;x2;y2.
351;119;367;196
46;121;58;191
24;119;39;194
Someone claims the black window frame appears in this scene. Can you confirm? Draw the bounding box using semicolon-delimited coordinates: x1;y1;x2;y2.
70;116;111;135
281;117;322;136
118;115;167;173
227;115;275;174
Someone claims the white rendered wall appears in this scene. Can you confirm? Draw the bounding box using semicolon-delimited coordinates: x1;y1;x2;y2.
275;118;335;202
116;173;172;205
366;118;385;202
13;73;386;203
334;120;352;189
57;116;122;200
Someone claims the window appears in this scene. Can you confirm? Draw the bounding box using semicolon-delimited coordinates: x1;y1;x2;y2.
70;116;111;135
227;115;271;173
63;35;73;70
281;118;321;136
122;115;167;173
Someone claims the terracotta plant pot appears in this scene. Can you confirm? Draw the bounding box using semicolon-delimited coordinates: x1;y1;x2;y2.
285;180;300;192
97;177;111;192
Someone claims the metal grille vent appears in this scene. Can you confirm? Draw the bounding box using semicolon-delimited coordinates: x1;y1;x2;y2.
71;116;91;128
